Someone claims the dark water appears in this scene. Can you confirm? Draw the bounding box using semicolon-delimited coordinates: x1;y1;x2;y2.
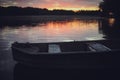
0;16;120;80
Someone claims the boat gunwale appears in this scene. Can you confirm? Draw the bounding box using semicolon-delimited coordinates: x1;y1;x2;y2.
11;39;120;55
12;45;120;55
12;39;120;44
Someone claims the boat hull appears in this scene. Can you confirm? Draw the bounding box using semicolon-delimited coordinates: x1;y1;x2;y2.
12;40;120;68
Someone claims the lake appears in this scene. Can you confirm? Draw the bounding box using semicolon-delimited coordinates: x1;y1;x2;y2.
0;15;120;80
0;15;105;44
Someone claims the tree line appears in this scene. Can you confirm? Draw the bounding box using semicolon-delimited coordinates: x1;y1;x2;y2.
1;0;120;18
0;6;100;16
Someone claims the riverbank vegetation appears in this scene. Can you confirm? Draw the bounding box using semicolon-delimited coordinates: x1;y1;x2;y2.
0;6;100;16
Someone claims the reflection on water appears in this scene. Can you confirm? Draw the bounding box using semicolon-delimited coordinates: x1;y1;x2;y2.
108;18;115;27
14;63;120;80
100;18;120;39
1;16;120;80
0;16;104;44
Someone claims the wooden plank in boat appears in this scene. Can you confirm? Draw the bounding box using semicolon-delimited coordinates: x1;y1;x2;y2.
48;44;61;53
87;42;111;52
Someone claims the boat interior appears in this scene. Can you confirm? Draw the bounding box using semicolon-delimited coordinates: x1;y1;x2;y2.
13;40;120;54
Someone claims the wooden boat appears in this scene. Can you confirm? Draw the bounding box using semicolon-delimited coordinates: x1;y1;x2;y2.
11;40;120;68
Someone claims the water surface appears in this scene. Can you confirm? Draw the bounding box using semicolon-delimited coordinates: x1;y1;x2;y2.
1;16;120;80
0;16;104;44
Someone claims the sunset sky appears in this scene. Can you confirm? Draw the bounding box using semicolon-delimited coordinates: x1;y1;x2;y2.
0;0;103;11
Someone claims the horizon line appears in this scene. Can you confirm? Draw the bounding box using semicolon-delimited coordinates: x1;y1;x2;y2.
1;6;100;12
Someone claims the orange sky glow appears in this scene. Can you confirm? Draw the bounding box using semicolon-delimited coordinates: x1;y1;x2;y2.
0;0;102;11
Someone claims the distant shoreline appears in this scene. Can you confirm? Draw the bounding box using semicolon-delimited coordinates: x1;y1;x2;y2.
0;6;100;16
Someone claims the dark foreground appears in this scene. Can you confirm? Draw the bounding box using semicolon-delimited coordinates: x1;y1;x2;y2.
14;63;120;80
1;40;120;80
0;49;120;80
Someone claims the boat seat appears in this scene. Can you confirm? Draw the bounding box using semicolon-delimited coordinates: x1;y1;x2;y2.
87;42;111;52
48;44;61;53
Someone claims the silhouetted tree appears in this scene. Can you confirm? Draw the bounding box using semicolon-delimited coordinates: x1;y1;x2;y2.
99;0;120;18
